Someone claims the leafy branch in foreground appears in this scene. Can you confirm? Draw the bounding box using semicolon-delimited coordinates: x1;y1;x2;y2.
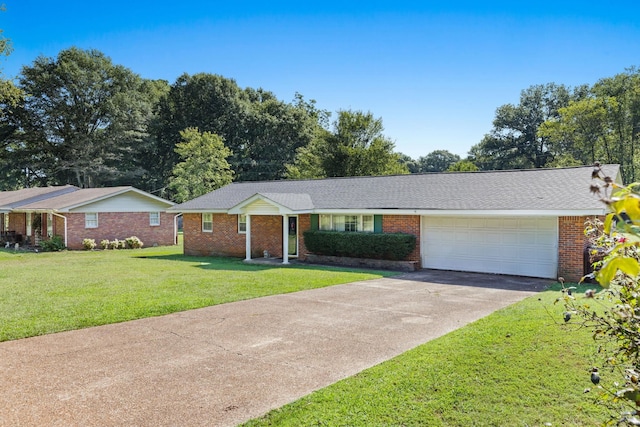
558;164;640;425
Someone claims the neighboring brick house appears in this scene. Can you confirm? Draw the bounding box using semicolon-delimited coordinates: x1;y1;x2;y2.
169;165;622;282
0;186;177;250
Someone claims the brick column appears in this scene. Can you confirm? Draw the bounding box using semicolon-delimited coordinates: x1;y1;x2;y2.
558;216;587;283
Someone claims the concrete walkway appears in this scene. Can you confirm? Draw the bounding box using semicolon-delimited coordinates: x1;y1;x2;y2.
0;270;550;427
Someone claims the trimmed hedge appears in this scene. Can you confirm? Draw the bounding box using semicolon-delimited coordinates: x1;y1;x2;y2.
303;230;416;261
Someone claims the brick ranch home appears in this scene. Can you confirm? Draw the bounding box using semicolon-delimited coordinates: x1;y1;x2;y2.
0;185;177;250
169;165;621;282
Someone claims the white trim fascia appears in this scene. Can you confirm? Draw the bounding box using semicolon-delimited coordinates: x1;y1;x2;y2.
310;208;610;216
167;207;610;216
166;208;226;213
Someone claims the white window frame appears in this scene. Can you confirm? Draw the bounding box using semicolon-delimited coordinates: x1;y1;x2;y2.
362;215;374;232
85;212;98;229
318;214;374;232
238;214;247;234
202;213;213;232
149;212;160;226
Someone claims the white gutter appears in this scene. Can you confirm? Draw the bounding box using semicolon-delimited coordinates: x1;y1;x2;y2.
168;208;609;217
51;211;68;248
173;213;183;245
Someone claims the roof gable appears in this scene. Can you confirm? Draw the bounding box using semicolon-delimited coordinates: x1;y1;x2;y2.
9;187;174;212
228;193;314;214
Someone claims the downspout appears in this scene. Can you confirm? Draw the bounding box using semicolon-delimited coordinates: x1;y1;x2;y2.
51;211;67;248
173;213;183;245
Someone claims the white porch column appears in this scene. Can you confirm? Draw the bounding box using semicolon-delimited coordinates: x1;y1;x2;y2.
282;214;289;264
245;214;252;261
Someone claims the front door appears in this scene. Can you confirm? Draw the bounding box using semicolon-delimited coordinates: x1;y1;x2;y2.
288;216;298;257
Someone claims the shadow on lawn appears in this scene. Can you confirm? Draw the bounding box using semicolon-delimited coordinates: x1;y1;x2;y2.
134;253;384;274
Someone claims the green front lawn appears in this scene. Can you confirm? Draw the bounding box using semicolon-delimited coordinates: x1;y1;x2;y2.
1;244;610;424
243;283;608;426
0;244;392;342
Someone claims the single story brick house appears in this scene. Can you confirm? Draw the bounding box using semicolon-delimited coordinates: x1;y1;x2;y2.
169;165;621;281
0;185;177;249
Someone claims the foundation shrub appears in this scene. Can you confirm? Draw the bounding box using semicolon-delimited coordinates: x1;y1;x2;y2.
303;230;416;261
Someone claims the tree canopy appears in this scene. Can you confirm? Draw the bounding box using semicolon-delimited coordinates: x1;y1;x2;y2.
2;43;640;200
9;47;155;188
287;110;408;178
540;69;640;182
469;83;587;171
168;128;233;203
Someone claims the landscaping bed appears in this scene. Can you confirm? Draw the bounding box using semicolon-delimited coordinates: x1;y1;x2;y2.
305;253;419;272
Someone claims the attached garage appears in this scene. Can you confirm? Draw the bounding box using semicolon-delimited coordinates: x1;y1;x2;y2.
421;216;559;278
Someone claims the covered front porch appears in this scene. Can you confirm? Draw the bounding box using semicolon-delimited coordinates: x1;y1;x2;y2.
228;193;312;265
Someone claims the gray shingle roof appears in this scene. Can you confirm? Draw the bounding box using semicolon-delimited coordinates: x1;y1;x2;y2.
170;165;620;213
2;186;174;211
0;185;78;209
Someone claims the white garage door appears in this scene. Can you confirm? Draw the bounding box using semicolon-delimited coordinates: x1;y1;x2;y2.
421;216;558;278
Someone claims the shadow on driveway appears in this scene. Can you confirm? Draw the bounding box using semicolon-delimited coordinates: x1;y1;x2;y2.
394;269;554;292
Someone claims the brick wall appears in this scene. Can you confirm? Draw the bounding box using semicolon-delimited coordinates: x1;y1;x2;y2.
558;216;590;282
183;213;286;258
183;213;313;260
7;213;26;235
181;212;593;280
298;214;311;260
183;213;422;264
65;212;176;250
382;215;422;264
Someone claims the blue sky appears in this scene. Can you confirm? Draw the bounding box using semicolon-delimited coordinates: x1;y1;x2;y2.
3;1;640;159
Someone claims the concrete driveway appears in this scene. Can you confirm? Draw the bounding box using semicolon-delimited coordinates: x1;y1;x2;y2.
0;270;550;427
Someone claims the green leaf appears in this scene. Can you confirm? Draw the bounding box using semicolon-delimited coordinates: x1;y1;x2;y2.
604;213;615;234
596;256;640;287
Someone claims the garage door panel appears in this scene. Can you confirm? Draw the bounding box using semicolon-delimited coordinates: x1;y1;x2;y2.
422;216;558;279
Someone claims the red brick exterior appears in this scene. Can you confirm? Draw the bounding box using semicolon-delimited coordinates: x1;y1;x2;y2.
182;212;592;280
558;216;591;282
297;214;311;260
382;215;422;264
64;212;176;250
183;213;313;260
7;213;26;237
184;213;287;258
4;211;176;250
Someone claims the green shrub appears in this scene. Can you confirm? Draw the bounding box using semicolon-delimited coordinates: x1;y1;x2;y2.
125;236;143;249
303;231;416;261
82;238;96;250
40;235;66;252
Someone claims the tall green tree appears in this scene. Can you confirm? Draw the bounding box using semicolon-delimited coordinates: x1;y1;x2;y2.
168;128;233;203
418;150;461;172
288;110;407;178
240;90;322;181
539;69;640;182
538;97;612;166
151;74;321;188
151;73;249;190
0;4;27;189
447;160;479;172
470;83;587;170
13;47;155;188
